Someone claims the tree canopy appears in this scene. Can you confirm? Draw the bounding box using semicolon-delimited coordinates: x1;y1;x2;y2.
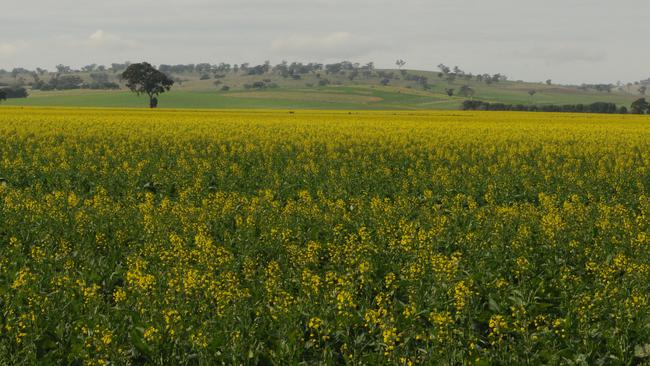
631;98;649;114
121;62;174;108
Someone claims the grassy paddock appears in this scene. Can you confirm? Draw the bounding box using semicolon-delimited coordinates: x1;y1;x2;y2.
1;77;640;110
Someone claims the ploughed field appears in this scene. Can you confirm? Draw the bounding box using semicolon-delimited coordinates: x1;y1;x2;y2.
1;107;650;365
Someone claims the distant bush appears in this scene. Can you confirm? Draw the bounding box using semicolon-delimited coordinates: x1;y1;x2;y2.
0;86;28;98
221;85;230;91
461;100;623;114
32;81;54;91
318;79;330;87
200;74;211;80
243;81;272;90
83;82;120;90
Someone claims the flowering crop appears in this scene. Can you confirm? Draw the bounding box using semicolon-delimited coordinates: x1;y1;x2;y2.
1;107;650;364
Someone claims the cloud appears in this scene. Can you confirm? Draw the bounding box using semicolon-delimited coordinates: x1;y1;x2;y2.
270;32;377;59
514;44;607;64
87;30;139;49
0;41;28;58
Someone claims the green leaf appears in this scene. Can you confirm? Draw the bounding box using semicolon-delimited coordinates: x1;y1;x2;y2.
488;295;500;312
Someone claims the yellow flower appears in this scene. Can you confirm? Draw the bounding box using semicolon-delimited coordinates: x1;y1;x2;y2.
113;288;127;303
143;327;158;342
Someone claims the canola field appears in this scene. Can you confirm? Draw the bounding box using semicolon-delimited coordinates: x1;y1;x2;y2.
1;107;650;365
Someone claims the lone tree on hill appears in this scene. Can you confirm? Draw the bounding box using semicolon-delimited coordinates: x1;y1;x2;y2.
121;62;174;108
445;88;455;97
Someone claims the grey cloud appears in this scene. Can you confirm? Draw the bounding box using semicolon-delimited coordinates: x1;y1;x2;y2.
270;33;379;59
514;45;607;64
0;41;28;59
59;30;141;50
2;0;650;84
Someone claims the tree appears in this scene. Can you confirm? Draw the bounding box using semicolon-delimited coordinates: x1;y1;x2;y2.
528;90;537;97
195;63;211;75
445;88;454;97
0;89;6;103
639;86;647;95
459;85;475;98
82;64;97;72
395;59;407;76
90;73;109;83
546;79;552;85
631;98;649;114
121;62;174;108
56;64;72;73
363;62;375;77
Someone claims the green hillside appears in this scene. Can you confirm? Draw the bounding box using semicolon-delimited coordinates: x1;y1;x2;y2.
1;67;644;110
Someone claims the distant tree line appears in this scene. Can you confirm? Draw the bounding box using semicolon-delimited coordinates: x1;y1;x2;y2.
32;73;119;91
2;60;509;91
5;60;650;105
437;64;506;85
461;100;627;114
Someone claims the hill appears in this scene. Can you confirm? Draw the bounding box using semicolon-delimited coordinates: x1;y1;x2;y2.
0;64;646;110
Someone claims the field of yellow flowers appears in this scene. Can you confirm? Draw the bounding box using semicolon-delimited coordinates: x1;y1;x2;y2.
1;107;650;365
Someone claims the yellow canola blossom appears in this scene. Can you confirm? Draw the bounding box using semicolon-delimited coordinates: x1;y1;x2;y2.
1;107;650;365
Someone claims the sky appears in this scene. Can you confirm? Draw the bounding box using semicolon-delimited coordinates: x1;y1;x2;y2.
1;0;648;84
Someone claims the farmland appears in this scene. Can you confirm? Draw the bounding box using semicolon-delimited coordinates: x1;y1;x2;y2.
1;67;642;111
1;107;650;364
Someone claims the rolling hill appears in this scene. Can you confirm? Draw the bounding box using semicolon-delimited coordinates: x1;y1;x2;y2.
1;67;645;110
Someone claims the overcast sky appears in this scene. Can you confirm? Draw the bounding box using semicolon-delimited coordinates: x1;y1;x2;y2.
1;0;648;84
